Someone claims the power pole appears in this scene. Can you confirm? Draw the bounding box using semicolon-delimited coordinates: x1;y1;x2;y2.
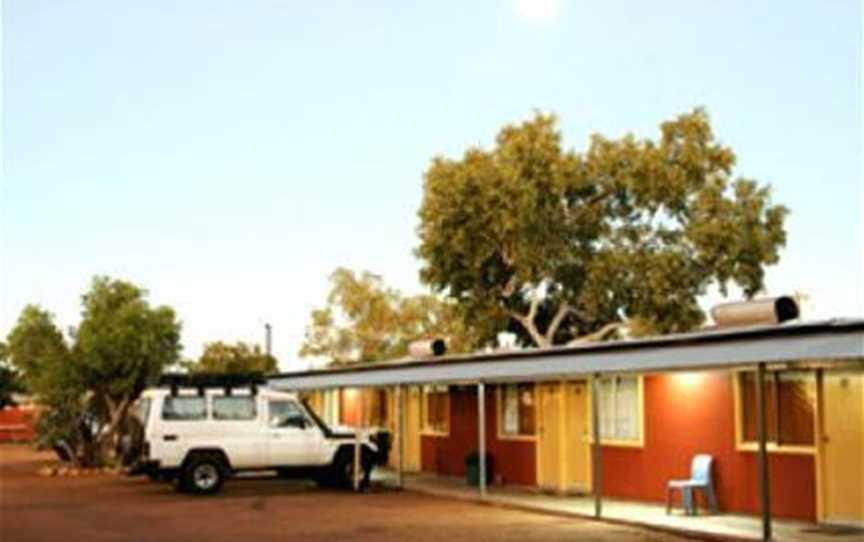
264;323;272;356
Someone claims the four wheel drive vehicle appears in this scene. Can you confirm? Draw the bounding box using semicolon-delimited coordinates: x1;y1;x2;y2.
130;383;390;495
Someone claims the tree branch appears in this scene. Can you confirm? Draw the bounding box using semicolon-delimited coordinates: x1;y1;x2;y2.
544;303;575;343
566;321;627;346
509;310;548;348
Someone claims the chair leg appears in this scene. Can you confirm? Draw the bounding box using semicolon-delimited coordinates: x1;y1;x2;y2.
704;485;719;514
666;487;672;515
683;487;694;516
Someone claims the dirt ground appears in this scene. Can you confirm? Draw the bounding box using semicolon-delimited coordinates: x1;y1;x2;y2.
0;445;693;542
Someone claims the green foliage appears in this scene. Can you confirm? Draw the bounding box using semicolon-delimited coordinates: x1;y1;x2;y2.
185;341;277;374
5;277;182;466
299;268;481;364
416;109;788;346
5;305;70;391
75;277;181;405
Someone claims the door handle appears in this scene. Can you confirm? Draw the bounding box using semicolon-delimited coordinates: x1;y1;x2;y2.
163;435;178;442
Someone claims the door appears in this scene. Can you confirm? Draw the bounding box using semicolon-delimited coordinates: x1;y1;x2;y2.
537;383;561;491
822;370;864;525
537;381;592;493
267;399;325;466
564;381;592;493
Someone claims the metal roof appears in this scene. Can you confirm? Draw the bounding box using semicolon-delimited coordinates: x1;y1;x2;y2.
268;319;864;390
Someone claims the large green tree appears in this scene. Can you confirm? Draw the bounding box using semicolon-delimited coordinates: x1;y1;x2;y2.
6;278;181;466
299;267;480;364
185;341;277;374
416;109;788;347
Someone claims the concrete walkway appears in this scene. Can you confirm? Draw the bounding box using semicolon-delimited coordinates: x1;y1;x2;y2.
376;470;863;542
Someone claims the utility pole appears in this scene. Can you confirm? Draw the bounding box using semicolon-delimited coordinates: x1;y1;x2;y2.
264;323;272;356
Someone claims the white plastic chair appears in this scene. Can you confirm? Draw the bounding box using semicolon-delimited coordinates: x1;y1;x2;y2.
666;454;719;515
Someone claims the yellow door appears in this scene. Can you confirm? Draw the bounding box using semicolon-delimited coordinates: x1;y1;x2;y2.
537;381;592;494
564;381;592;493
399;386;422;472
822;370;864;525
537;383;561;491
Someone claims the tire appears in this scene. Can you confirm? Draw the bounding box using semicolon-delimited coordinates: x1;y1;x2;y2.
179;453;227;495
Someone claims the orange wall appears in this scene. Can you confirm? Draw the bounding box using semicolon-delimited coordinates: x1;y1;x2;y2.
341;376;816;521
601;373;816;521
421;386;536;486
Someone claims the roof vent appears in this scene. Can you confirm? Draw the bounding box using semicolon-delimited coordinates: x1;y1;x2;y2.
711;296;800;328
409;339;447;358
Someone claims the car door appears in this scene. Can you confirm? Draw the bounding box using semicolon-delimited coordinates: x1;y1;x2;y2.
266;399;324;466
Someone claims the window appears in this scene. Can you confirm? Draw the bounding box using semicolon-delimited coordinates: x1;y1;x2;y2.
162;396;206;421
422;385;449;434
738;370;815;448
499;383;536;437
597;376;642;444
269;400;308;429
213;396;257;421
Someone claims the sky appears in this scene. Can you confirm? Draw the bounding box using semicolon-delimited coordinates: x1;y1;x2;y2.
2;0;862;372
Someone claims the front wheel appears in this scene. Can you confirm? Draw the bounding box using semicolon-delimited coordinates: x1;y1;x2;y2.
179;454;227;495
328;447;372;490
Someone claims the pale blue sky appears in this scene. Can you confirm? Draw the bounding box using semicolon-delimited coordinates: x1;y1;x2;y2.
2;1;862;371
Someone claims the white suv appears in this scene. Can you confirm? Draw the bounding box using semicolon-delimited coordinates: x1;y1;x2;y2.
132;380;390;495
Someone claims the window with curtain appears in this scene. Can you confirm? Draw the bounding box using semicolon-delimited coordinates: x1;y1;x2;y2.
597;376;642;444
738;370;815;447
499;383;536;437
422;385;449;434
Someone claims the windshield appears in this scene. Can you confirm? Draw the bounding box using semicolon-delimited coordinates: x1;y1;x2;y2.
301;399;346;437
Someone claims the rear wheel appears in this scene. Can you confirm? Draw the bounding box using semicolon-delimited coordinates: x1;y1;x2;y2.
179;453;227;495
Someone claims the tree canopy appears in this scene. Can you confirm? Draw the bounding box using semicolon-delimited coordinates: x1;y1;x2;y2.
299;267;481;364
185;341;277;374
416;109;788;347
5;277;181;466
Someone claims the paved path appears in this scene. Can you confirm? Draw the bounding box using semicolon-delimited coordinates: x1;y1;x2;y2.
0;445;693;542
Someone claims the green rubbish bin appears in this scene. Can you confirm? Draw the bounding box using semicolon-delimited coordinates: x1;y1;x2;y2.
465;451;493;486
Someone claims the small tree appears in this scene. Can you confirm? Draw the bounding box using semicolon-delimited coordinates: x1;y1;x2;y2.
185;341;277;374
417;109;788;347
6;278;181;466
299;267;480;364
74;277;181;460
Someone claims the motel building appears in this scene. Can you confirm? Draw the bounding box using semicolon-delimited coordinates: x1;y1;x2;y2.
273;310;864;542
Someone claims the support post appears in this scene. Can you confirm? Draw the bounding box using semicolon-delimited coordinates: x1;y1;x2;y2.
395;384;404;489
353;388;363;492
478;381;487;498
756;363;773;541
591;374;603;518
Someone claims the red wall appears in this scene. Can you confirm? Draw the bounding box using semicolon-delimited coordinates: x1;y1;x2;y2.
0;407;36;442
601;373;816;521
421;386;536;486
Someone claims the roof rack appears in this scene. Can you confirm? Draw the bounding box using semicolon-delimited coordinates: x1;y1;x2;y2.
158;373;267;397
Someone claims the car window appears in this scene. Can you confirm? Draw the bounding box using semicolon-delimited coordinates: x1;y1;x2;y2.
269;400;308;428
213;396;257;421
162;396;207;421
